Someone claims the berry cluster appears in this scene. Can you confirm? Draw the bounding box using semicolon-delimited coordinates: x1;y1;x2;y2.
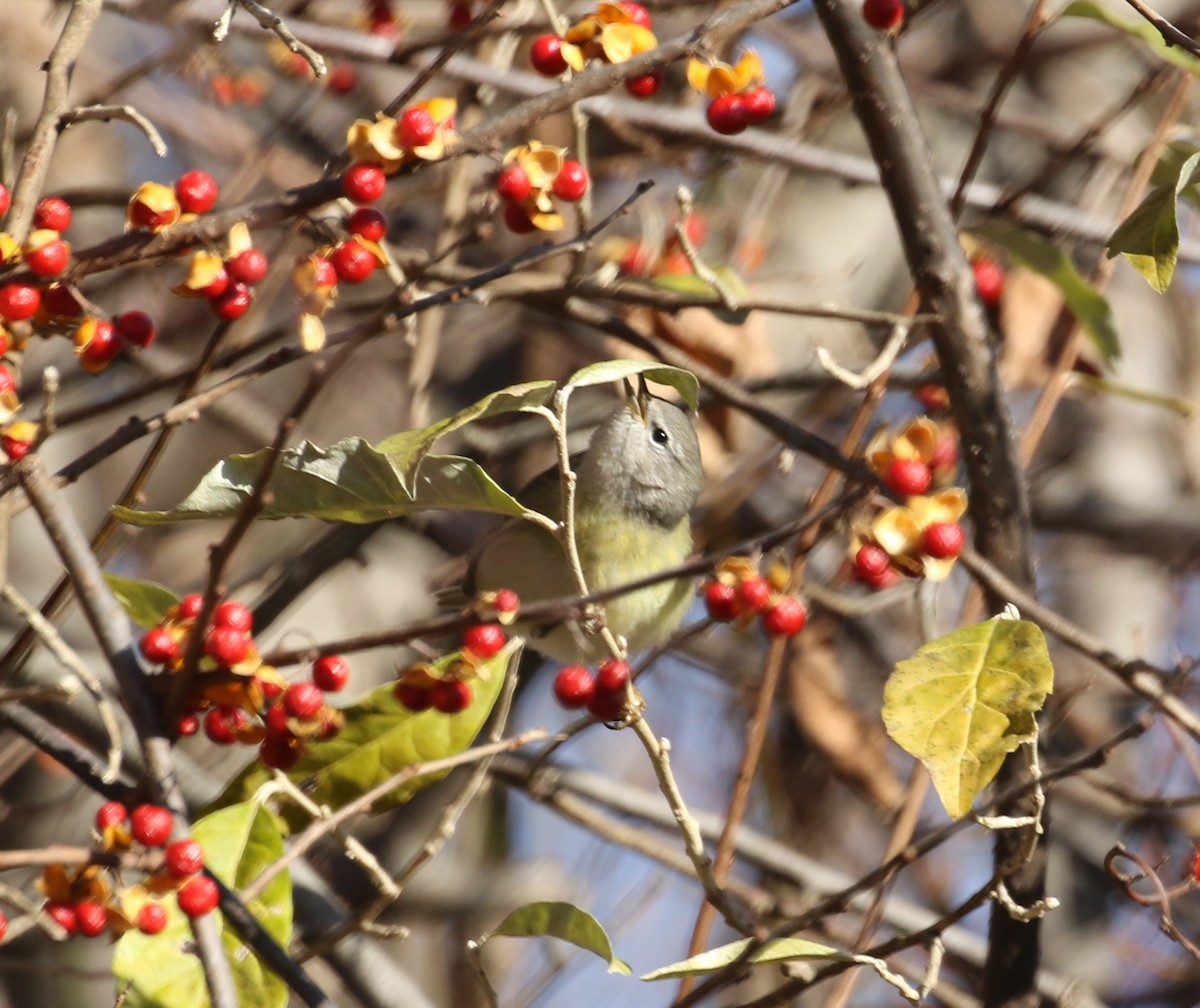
138;594;349;771
345;99;457;176
553;658;633;720
700;558;809;636
688;51;776;136
495;142;590;234
395;621;508;714
173;220;270;322
530;3;661;98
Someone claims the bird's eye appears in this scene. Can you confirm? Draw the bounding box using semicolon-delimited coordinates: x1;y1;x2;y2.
652;425;669;445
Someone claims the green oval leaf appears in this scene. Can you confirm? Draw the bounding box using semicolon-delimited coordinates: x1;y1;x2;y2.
970;224;1120;367
113;801;291;1008
213;643;516;831
641;937;844;981
1060;2;1200;76
564;360;699;411
104;573;180;629
882;617;1054;819
486;901;631;975
649;269;751;325
1107;150;1200;292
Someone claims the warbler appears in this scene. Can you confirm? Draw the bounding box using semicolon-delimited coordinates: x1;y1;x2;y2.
466;382;703;662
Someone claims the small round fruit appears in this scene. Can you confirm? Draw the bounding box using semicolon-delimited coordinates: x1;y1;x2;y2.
706;94;750;135
430;678;472;713
854;544;891;581
34;196;72;232
77;320;122;373
227;248;269;285
342;163;387;205
921;521;965;559
258;677;283;703
862;0;905;31
587;685;626;721
311;255;337;288
164;839;205;877
40;283;81;319
553;664;596;709
205;625;250;667
130;803;173;847
213;600;253;633
972;256;1005;306
259;735;299;770
463;623;506;660
140;627;178;665
177;875;220;918
552;161;589;202
0;365;12;396
327;62;358;93
494;588;520;614
136;902;169;935
448;0;473;29
45;901;78;936
284;681;325;720
742;86;776;124
886;458;932;497
503;201;536;234
177;593;204;619
0;910;5;941
397;106;437;148
0;283;41;321
312;655;350;692
625;70;663;99
115;310;156;348
75;900;108;938
618;1;652;26
204;706;244;745
762;596;808;637
330;239;376;283
737;576;773;614
175;170;219;214
25;238;69;277
0;183;10;216
703;580;741;622
210;281;253;320
595;659;631;693
495;164;532;204
347;206;387;242
914;383;949;412
95;800;128;831
177;713;200;736
395;681;432;711
529;34;568;76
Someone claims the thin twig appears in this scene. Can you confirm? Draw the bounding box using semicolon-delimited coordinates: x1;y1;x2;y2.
1122;0;1200;56
214;0;327;77
58;104;167;157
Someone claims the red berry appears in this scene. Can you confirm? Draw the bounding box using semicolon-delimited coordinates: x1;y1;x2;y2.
862;0;905;31
397;106;437;148
495;164;532;203
914;384;949;412
312;655;350;692
140;627;178;665
0;365;12;396
619;2;652;26
25;238;69;277
205;625;250;667
311;255;337;287
0;910;5;941
164;839;205;877
192;265;229;299
706;94;750;135
263;703;289;737
463;623;506;660
128;199;176;230
259;735;299;770
330;239;376;284
327;63;358;93
1;432;32;460
972;256;1005;306
213;600;253;633
494;588;520;614
552;161;589;202
227;248;269;285
34;196;72;232
342;163;387;205
0;183;9;216
595;659;631;693
284;681;325;720
45;901;78;936
742;86;776;124
530;34;569;76
737;576;773;615
77;320;121;372
587;684;626;721
854;544;891;581
76;901;108;938
175;170;219;214
210;281;253;320
762;596;807;637
395;681;433;711
886;458;932;497
430;678;472;713
448;1;473;29
625;70;663;99
114;310;156;348
553;664;596;708
921;521;965;559
503;201;536;234
347;206;386;242
136;902;169;935
258;677;283;703
178;594;204;619
177;713;200;736
703;580;741;622
177;875;219;918
0;283;40;321
95;800;128;831
40;282;82;319
204;706;244;745
130;804;173;847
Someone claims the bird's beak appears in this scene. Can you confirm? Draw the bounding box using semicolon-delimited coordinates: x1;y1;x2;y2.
623;374;652;423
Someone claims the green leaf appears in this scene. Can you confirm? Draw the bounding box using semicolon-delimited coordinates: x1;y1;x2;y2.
104;573;180;628
1072;373;1195;416
111;439;529;527
1060;2;1200;75
882;617;1054;819
1107;150;1200;292
113;802;291;1008
486;901;631;975
970;224;1120;367
649;269;751;326
564;360;700;410
213;642;517;831
641;937;844;981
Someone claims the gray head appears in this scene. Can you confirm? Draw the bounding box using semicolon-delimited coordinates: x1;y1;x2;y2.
575;387;703;528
